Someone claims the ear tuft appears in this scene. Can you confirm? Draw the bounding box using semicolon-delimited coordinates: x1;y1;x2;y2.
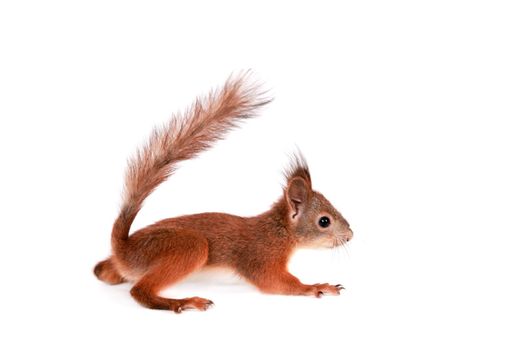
283;151;312;188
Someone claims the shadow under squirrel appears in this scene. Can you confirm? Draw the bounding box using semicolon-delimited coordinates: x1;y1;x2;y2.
94;73;353;313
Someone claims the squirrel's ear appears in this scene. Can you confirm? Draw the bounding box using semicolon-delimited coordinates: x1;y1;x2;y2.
286;177;310;219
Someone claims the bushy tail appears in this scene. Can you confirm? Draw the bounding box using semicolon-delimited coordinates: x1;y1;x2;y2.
111;72;271;253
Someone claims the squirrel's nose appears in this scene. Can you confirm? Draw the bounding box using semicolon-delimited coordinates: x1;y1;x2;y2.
346;228;354;241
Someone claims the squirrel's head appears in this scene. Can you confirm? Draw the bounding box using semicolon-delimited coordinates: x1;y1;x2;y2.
283;154;353;248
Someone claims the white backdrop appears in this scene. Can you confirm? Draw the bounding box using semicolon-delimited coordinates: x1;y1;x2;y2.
1;1;524;349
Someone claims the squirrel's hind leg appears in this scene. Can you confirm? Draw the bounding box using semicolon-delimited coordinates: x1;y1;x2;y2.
129;232;213;313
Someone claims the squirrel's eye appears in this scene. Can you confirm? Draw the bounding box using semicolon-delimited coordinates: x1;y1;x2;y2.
318;216;331;228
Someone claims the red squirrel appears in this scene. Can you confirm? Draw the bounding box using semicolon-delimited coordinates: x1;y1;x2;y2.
94;73;353;313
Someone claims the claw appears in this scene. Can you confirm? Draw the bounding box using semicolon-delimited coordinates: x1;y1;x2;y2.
335;284;345;290
317;291;324;298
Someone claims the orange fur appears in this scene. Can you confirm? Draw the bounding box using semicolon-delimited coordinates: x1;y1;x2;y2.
94;73;353;313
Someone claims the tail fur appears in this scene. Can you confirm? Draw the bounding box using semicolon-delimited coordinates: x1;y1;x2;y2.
111;72;271;253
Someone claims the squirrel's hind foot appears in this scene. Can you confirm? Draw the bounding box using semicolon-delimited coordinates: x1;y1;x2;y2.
171;297;214;313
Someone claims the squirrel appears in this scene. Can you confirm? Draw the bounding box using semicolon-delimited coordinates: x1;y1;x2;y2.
94;73;353;313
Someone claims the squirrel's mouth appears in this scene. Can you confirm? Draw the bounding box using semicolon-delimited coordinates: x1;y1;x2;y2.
332;238;347;248
300;232;353;249
332;231;353;248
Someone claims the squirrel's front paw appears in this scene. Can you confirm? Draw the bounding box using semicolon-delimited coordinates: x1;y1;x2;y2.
308;283;345;297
